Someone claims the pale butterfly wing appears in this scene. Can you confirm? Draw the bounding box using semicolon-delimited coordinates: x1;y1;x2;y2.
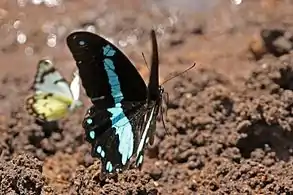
70;70;81;101
25;59;82;121
33;59;73;99
68;69;83;111
26;93;73;121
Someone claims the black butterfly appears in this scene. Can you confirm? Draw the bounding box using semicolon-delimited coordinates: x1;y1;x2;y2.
67;30;163;176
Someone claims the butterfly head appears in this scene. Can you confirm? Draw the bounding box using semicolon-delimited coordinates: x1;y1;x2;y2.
39;59;53;69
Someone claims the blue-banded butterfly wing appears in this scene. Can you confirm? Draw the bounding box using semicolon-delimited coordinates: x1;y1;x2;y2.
135;30;163;168
66;31;149;175
66;31;147;107
83;101;146;174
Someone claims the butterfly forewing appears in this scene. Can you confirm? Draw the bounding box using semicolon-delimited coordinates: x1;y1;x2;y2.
134;30;162;168
66;32;147;107
147;30;160;100
33;60;73;99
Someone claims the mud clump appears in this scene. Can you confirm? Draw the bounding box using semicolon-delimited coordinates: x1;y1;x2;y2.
0;154;45;195
56;163;158;194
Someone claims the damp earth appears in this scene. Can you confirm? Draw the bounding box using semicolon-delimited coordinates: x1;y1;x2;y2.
1;0;293;194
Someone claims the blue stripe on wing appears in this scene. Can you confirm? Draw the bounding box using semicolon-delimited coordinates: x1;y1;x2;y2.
107;104;134;166
83;102;145;175
96;44;134;173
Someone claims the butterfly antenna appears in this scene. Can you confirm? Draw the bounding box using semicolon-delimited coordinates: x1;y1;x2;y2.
141;52;150;70
161;62;196;85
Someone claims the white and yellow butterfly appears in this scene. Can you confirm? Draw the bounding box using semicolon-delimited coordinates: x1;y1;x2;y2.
25;59;82;122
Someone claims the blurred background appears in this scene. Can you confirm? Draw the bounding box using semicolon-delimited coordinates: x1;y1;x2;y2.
0;0;250;78
1;0;290;79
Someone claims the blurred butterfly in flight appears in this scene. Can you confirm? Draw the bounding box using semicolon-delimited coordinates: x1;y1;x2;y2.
67;30;164;176
25;59;82;122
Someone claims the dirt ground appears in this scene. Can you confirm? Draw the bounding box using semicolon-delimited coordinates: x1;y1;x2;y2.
1;0;293;194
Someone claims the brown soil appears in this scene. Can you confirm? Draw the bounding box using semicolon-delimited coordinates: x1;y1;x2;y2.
1;0;293;194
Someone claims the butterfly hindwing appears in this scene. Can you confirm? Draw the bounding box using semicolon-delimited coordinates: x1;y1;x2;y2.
66;31;147;107
135;102;160;168
83;102;146;174
25;93;73;121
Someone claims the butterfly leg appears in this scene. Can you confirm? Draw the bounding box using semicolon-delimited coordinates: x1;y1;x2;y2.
160;106;170;136
163;91;169;119
161;92;171;136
